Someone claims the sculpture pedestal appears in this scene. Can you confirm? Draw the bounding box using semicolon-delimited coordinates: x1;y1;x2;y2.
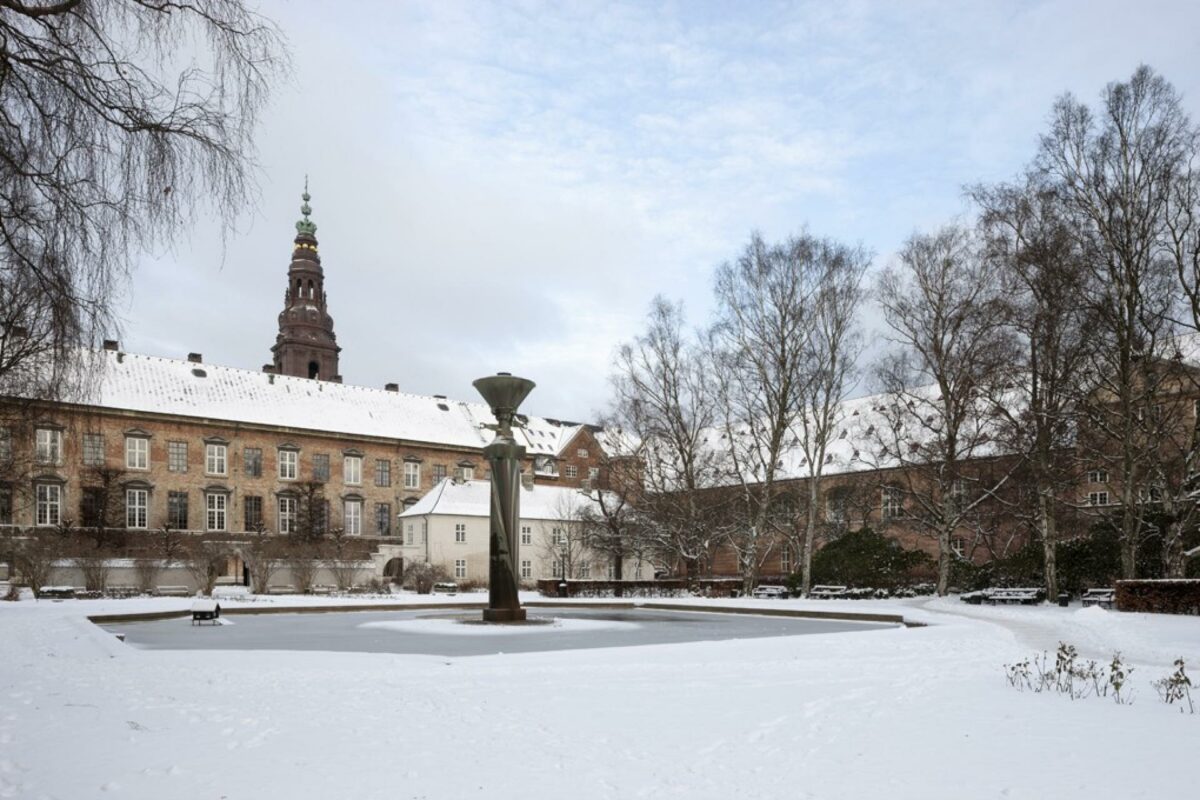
482;607;528;623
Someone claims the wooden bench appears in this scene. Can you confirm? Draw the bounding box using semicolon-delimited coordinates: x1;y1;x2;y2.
38;585;76;599
751;585;789;599
1081;588;1115;609
191;600;221;625
809;585;848;599
984;587;1045;605
309;584;335;595
267;584;296;595
155;585;191;597
105;586;141;599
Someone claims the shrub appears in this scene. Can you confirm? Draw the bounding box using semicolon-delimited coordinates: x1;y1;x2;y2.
799;527;932;591
1115;580;1200;615
403;561;450;594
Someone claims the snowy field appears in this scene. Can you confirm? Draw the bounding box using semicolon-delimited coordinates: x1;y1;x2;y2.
1;592;1197;800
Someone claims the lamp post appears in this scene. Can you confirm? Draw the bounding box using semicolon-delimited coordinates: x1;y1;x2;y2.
473;372;535;623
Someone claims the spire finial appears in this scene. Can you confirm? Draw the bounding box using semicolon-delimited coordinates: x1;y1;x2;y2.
296;177;317;236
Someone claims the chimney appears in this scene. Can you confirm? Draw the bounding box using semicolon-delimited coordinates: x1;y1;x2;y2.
520;472;534;491
103;339;119;351
187;352;202;363
385;383;399;392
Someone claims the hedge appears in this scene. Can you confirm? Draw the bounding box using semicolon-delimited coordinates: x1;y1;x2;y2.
537;578;744;598
1115;579;1200;615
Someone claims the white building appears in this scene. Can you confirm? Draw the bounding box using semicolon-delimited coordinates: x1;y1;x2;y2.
397;478;651;585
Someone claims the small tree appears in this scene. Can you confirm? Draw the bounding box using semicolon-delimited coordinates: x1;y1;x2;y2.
403;560;450;594
286;543;319;594
182;541;229;597
244;522;283;594
12;528;62;598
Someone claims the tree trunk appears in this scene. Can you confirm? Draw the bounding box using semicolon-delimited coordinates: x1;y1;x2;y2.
936;529;952;596
1038;488;1058;598
800;479;821;597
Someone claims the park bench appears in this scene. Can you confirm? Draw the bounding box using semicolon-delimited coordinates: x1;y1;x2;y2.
105;586;140;599
267;584;296;595
751;585;789;599
432;582;458;595
155;585;190;597
960;589;990;604
984;587;1045;605
38;586;75;599
310;584;335;595
1081;588;1115;609
810;585;848;599
191;600;221;625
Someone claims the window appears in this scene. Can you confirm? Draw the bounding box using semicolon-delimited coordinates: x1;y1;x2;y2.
313;453;330;482
577;449;589;459
951;537;966;558
205;443;227;476
881;486;904;519
564;465;578;479
244;495;263;530
243;447;262;478
552;559;563;578
168;491;189;529
36;428;63;465
1088;491;1110;507
0;428;11;462
168;441;188;472
405;523;414;545
460;466;474;481
1087;469;1109;484
1138;486;1163;503
578;562;590;578
278;448;297;480
125;436;149;470
344;455;362;485
825;491;848;524
432;464;447;482
126;488;148;529
206;493;227;531
455;523;466;543
552;527;565;545
521;525;532;546
35;483;61;526
376;460;391;487
80;487;104;528
404;461;420;490
454;559;467;579
0;483;12;525
82;433;105;466
780;545;792;572
588;467;600;480
521;560;532;579
375;502;392;536
344;499;362;535
278;496;297;534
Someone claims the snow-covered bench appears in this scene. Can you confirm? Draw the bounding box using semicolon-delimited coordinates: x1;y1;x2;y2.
984;587;1045;605
38;585;76;599
267;584;296;595
310;584;335;595
752;585;789;599
155;585;190;597
810;585;848;599
1081;588;1115;609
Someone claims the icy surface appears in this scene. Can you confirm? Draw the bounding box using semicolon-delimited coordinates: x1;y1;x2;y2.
1;593;1197;799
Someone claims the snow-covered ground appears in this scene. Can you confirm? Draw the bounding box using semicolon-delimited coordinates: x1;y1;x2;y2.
1;592;1196;799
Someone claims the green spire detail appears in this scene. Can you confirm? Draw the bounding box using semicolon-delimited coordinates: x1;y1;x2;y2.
295;177;317;236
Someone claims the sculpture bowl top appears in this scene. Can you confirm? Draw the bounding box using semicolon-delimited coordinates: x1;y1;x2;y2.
473;373;535;418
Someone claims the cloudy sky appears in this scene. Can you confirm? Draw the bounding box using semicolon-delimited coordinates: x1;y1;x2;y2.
121;0;1200;422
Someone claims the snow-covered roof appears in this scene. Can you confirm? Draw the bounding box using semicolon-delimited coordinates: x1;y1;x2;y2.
399;478;597;521
31;349;591;453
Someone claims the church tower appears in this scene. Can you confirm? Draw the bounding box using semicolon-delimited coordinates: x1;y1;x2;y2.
271;185;342;381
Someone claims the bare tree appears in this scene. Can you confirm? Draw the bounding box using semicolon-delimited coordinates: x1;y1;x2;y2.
0;1;285;399
182;540;229;597
869;225;1018;595
972;175;1094;596
793;240;869;596
571;440;650;594
243;521;283;594
1039;65;1187;578
709;233;819;592
611;297;725;577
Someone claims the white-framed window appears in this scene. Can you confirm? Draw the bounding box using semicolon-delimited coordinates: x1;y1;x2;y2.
278;449;298;480
421;520;428;544
564;465;578;479
454;559;467;579
344;455;362;485
455;522;466;543
82;433;105;466
0;427;12;462
552;559;563;578
35;483;61;526
577;449;589;459
36;428;63;465
168;441;188;473
460;466;474;481
343;499;362;535
881;486;903;519
578;562;590;578
404;461;420;490
1087;469;1109;484
1138;486;1164;503
951;537;966;557
1088;491;1110;507
278;496;297;534
405;523;414;545
521;560;532;579
552;527;565;545
780;545;792;572
125;436;149;470
521;525;532;546
205;443;227;476
206;492;227;532
125;488;148;529
588;467;600;480
606;564;615;579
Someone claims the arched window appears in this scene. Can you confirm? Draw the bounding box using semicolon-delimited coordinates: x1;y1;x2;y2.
308;361;320;380
307;279;315;298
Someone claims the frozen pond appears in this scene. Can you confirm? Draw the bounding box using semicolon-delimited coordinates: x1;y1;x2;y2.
104;606;895;657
